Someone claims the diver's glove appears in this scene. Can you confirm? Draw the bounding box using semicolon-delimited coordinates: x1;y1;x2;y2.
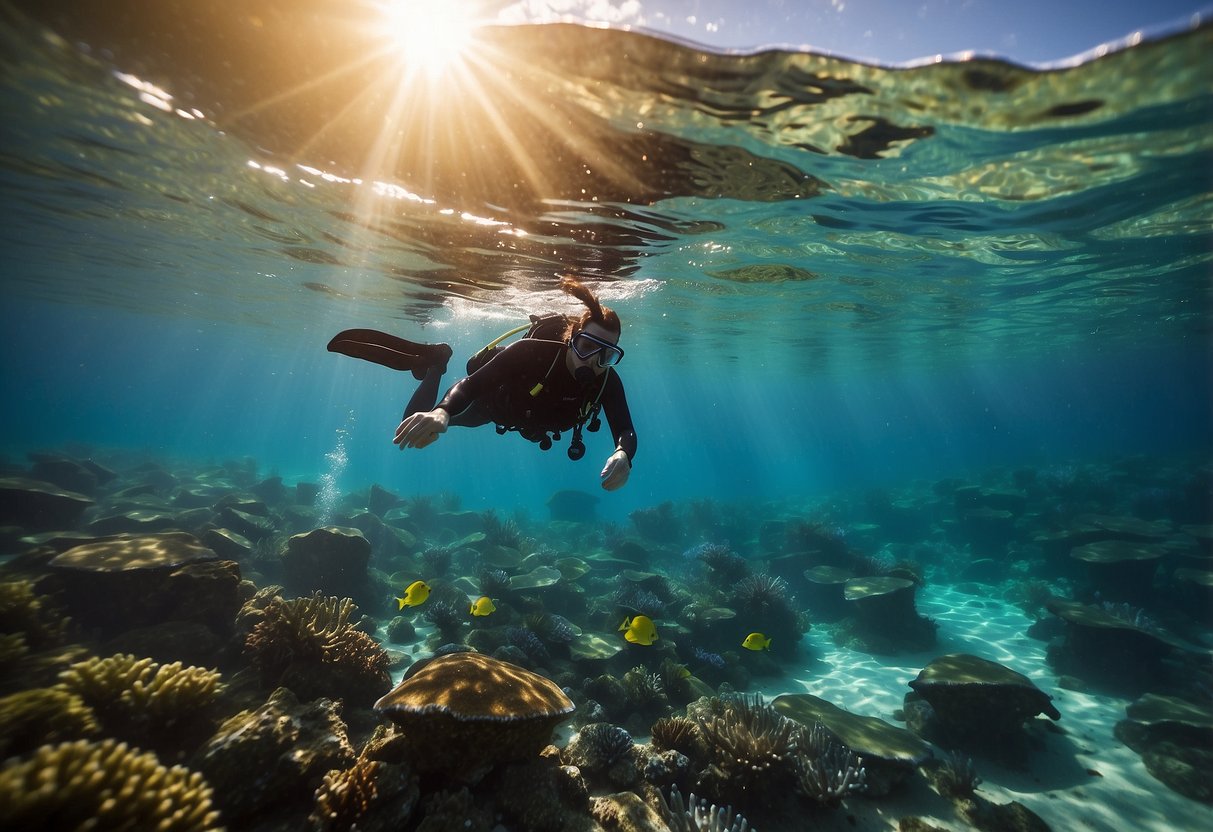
600;449;631;491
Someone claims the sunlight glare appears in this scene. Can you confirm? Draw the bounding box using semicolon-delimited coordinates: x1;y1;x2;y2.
382;1;476;76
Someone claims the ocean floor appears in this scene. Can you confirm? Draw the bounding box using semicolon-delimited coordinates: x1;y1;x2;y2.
750;583;1213;832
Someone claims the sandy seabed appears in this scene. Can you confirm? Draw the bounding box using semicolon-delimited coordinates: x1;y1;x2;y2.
742;584;1213;832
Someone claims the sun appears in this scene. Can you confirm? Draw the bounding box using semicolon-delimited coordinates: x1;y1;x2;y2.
380;0;478;77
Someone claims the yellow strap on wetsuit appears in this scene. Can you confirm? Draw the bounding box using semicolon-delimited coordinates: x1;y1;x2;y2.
482;323;531;352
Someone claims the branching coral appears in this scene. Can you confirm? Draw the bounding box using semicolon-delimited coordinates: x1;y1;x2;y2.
0;739;220;831
244;591;391;700
0;578;69;649
660;784;753;832
796;722;867;807
56;653;225;747
0;687;99;758
310;759;382;830
623;665;669;713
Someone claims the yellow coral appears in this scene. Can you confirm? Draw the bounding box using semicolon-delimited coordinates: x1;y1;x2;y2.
0;579;69;649
0;739;221;831
57;653;225;737
309;759;382;830
0;687;99;758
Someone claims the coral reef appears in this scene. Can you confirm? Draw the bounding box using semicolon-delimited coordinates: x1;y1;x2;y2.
194;686;356;822
423;600;466;639
0;687;99;758
0;578;70;649
0;739;219;831
243;590;391;706
373;652;575;783
651;715;708;759
563;722;635;772
306;757;421;832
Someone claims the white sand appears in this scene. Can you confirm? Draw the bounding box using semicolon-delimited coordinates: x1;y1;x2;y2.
751;583;1213;831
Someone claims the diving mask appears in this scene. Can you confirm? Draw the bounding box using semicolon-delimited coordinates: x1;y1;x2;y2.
569;331;624;367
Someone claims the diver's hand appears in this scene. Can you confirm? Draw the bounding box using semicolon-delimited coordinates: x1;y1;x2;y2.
600;449;631;491
395;409;449;449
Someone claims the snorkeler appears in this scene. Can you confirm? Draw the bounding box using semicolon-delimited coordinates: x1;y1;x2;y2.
328;276;636;491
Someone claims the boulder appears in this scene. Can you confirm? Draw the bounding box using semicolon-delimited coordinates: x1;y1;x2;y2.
0;478;93;532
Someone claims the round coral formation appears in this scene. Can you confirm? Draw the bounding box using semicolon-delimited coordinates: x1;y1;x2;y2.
374;652;574;781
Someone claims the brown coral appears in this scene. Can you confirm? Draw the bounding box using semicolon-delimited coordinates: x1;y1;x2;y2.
244;591;391;706
0;739;220;831
650;716;707;759
307;757;420;832
0;687;99;758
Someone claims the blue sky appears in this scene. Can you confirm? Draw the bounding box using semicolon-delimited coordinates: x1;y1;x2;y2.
490;0;1210;64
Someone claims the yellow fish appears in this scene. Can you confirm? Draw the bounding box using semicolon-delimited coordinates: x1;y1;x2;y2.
619;615;659;646
469;596;496;617
742;632;772;651
396;580;430;610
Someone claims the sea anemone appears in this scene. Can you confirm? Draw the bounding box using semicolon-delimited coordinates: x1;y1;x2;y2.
694;694;802;806
650;716;706;759
421;546;453;578
506;627;550;663
423;600;465;639
482;509;525;549
660;785;752;832
796;722;867;807
734;573;790;612
930;750;982;799
693;544;750;585
478;568;511;597
0;739;220;831
616;587;666;618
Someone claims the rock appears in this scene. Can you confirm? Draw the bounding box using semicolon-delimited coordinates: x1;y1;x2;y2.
509;564;563;590
281;526;373;606
774;692;933;795
368;483;401;516
843;576;936;652
28;457;99;496
1070;540;1166;605
0;478;93;532
1114;693;1213;802
46;532;240;637
373;652;574;782
1044;598;1198;693
200;527;253;560
193;687;355;822
907;653;1059;759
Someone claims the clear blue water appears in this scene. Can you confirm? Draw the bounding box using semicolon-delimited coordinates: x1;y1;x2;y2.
0;5;1210;519
2;5;1213;830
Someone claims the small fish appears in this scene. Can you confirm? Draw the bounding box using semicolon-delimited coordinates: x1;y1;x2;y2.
619;614;659;646
469;595;496;617
396;580;430;610
742;632;772;651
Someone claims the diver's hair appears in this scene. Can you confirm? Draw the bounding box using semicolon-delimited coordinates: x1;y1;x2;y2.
560;275;620;337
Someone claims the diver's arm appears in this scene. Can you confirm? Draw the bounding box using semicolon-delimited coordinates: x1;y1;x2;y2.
433;341;537;417
599;372;636;491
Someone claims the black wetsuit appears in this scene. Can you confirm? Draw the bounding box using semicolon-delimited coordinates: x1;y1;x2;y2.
436;339;637;461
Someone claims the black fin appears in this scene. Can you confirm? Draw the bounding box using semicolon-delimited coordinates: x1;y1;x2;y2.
328;329;452;377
